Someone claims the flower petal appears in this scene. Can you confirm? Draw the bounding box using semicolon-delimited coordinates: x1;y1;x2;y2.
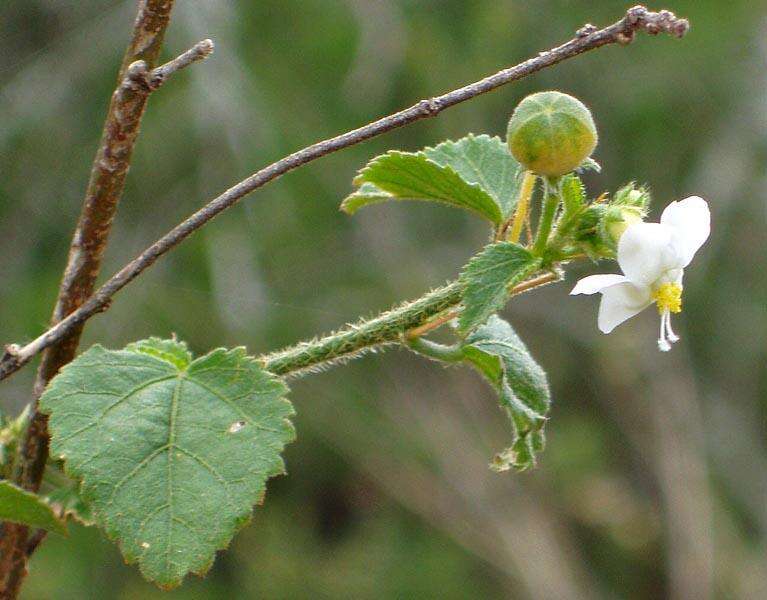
660;196;711;267
617;222;680;286
597;281;653;333
570;274;627;295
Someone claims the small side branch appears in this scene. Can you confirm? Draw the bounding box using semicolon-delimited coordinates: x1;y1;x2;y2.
260;282;464;377
147;39;215;90
0;6;688;383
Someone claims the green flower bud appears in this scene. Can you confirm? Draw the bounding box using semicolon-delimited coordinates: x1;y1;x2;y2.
600;183;650;246
612;182;651;210
506;91;597;177
603;206;644;245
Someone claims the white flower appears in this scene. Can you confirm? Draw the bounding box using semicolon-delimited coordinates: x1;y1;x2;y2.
571;196;710;351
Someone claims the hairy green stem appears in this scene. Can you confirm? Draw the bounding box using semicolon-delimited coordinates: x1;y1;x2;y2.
533;180;561;256
260;271;560;377
260;282;463;376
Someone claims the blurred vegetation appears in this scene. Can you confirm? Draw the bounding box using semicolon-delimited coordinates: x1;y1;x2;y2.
1;0;765;598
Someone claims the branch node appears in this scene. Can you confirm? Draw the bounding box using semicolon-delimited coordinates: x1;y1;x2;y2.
95;299;113;314
125;60;149;80
123;60;151;91
576;24;597;38
623;5;689;39
626;5;647;26
418;98;441;117
3;344;21;359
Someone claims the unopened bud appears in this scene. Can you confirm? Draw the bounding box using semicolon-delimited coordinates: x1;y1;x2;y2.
603;206;644;246
613;182;651;210
506;91;598;177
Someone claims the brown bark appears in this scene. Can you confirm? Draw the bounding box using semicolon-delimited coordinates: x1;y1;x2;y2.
0;2;177;597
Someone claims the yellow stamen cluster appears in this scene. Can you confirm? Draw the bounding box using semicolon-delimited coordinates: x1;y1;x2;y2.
652;283;682;314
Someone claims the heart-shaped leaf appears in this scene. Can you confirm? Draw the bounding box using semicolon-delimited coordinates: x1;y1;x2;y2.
40;338;295;588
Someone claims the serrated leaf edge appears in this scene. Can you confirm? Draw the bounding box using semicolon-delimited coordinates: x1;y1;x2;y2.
42;344;296;589
460;316;550;472
423;133;521;216
457;243;540;334
349;149;503;223
0;480;68;535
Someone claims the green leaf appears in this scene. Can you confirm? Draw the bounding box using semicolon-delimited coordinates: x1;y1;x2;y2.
40;338;295;588
461;315;551;471
577;157;601;173
0;481;67;535
338;182;397;215
342;136;518;223
458;242;539;334
423;134;523;218
0;405;31;478
45;478;94;526
346;150;502;222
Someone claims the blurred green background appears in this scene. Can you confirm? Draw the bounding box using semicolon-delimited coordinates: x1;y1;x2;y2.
1;0;765;598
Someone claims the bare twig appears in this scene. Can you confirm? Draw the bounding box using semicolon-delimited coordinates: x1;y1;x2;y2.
0;6;688;384
147;39;215;90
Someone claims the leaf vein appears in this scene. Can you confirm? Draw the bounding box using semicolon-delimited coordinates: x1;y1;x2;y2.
186;378;283;435
105;443;171;508
55;374;177;444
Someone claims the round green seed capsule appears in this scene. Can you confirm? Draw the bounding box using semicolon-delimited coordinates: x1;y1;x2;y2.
506;91;597;177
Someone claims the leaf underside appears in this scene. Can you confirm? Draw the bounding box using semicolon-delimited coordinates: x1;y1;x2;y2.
0;480;67;535
461;315;551;471
40;338;295;588
458;242;540;334
341;135;522;223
